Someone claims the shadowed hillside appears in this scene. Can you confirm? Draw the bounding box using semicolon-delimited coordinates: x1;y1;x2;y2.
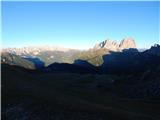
2;64;160;120
101;47;160;74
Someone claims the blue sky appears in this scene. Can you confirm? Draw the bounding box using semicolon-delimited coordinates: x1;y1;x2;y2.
2;1;160;49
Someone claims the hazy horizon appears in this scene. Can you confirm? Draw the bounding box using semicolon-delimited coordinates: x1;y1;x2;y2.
1;40;157;50
2;1;160;49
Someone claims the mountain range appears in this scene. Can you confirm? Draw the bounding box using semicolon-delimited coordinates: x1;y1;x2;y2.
2;37;160;75
2;38;160;120
2;37;138;66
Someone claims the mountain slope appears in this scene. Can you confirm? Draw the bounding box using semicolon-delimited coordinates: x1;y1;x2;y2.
1;52;36;69
76;48;111;66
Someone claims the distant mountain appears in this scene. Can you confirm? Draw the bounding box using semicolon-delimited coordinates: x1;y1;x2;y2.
77;38;137;66
1;52;36;69
94;37;136;51
3;45;72;56
94;39;119;51
3;46;81;66
75;37;137;66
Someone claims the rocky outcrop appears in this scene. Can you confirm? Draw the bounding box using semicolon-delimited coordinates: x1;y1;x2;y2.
94;37;136;51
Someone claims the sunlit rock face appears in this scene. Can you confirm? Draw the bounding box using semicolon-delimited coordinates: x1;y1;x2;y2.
119;37;136;50
94;37;136;51
94;39;119;51
102;39;119;51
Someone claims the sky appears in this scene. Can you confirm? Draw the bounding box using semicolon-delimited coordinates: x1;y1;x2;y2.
2;1;160;49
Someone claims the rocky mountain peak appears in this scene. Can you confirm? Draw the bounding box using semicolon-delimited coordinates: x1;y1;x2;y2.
94;39;119;51
94;37;136;51
103;39;119;51
119;37;136;49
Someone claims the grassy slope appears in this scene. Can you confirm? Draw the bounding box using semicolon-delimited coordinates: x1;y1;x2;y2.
2;64;160;120
76;48;111;66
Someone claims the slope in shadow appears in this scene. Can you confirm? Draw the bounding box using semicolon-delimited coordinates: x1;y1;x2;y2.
101;46;160;75
44;62;98;74
25;57;45;69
